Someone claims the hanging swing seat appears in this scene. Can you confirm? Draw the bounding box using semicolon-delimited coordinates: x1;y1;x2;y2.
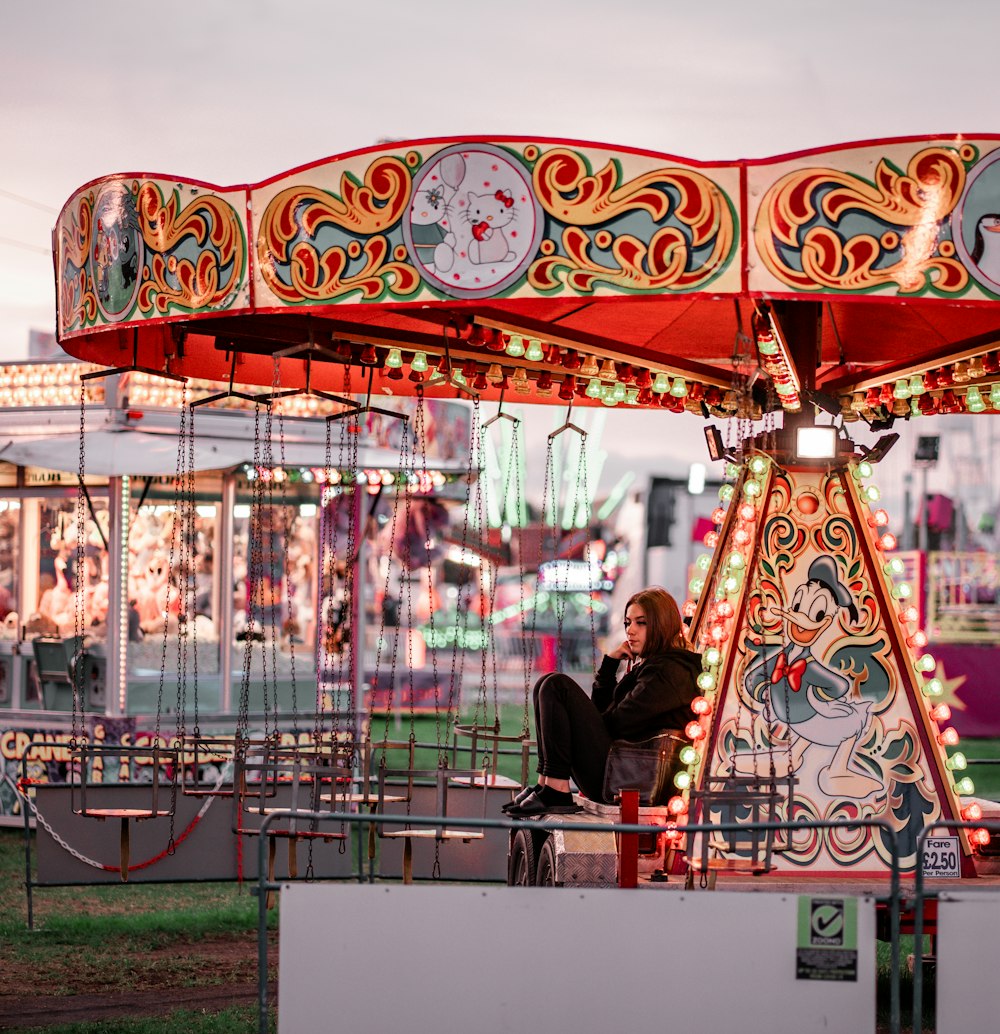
376;765;489;843
450;721;534;789
684;774;793;879
70;743;180;820
233;747;349;841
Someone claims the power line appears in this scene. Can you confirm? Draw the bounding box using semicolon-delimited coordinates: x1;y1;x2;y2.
0;187;58;215
0;235;50;256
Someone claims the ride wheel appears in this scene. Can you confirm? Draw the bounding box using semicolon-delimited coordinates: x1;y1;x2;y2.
507;827;536;886
535;836;558;887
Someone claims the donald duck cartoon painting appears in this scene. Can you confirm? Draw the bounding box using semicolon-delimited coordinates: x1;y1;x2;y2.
742;554;883;800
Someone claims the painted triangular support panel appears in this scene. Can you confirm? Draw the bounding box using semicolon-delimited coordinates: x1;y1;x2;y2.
672;456;973;878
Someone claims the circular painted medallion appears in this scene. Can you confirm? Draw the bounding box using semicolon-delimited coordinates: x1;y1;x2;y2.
90;181;144;323
954;147;1000;296
402;144;543;299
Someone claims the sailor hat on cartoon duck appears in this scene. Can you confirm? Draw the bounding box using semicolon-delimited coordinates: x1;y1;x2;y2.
742;554;883;800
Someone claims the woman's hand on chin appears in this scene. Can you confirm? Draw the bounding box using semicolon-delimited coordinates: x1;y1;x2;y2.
607;640;634;661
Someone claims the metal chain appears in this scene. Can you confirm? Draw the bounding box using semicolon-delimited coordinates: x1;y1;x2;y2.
508;421;532;739
274;365;299;736
414;390;438;745
260;396;280;737
375;422;411;745
577;432;598;672
440;398;480;764
72;377;87;748
188;400;200;738
238;405;263;748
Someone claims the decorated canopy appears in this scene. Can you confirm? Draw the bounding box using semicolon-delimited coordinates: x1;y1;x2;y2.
53;134;1000;421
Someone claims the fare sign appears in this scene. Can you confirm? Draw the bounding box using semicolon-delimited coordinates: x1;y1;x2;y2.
922;836;961;879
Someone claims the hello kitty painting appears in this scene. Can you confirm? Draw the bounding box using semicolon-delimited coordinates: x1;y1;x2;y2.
403;143;543;299
466;189;517;264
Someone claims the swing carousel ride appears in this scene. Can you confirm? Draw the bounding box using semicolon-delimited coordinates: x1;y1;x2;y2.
45;132;1000;887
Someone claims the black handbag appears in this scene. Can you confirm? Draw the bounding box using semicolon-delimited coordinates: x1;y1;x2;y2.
602;730;685;806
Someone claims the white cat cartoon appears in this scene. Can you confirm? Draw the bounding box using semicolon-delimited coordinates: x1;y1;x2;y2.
410;153;466;273
466;189;517;264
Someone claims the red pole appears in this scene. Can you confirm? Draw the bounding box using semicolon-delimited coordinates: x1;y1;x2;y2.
619;789;639;888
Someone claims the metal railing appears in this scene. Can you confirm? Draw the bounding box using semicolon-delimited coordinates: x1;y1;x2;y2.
253;809;907;1034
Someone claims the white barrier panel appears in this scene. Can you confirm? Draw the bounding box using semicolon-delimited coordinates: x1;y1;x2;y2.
278;886;876;1034
936;892;1000;1033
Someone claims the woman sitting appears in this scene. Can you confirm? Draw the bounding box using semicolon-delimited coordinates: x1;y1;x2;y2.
506;587;701;818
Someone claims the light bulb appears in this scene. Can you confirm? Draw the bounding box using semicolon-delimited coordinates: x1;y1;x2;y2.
937;727;960;747
704;647;721;666
923;677;944;697
691;696;713;715
685;721;706;741
966;386;986;413
585;377;602;398
524;338;544;362
673;770;692;790
947;752;967;771
696;672;715;691
909;374;926;396
679;745;699;767
505;334;525;357
652;372;670;394
915;653;936;672
410;352;428;373
670;377;688;398
954;776;975;796
385;348;403;369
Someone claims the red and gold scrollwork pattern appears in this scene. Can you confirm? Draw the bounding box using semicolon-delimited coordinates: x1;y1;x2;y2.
57;181;247;333
257;157;419;303
57;194;98;332
529;149;735;292
756;147;969;294
136;183;246;316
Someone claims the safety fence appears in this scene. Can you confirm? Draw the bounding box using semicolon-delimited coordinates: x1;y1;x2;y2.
252;808;1000;1034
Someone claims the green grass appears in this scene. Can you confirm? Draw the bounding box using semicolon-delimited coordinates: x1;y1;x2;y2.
18;1007;262;1034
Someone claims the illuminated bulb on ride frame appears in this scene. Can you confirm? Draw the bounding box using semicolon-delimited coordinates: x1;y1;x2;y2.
901;605;920;624
930;703;952;723
881;533;898;551
891;582;912;600
743;479;762;499
704;647;722;666
524;338;545;362
716;601;734;620
962;802;983;821
722;573;741;595
651;372;670;394
970;828;992;848
884;557;906;576
954;776;975;796
865;485;881;502
695;553;711;571
688;576;705;595
585;377;602;399
914;653;936;673
669;376;688;398
505;334;525;358
704;531;719;549
682;599;697;618
697;672;716;691
908;630;929;649
679;745;700;767
410;352;429;373
947;751;967;771
738;502;756;522
691;696;713;716
733;527;751;547
385;348;403;368
711;507;727;524
991;383;1000;409
937;727;960;747
673;770;693;790
873;508;890;527
966;386;986;413
667;796;688;816
923;677;944;697
685;721;706;741
719;484;735;503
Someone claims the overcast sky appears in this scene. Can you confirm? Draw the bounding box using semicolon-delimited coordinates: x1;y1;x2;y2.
1;0;997;507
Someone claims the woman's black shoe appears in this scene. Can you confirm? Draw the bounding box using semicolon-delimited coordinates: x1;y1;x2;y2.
507;789;581;818
501;783;541;814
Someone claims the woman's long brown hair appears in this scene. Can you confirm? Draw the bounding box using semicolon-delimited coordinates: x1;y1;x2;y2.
624;587;690;657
